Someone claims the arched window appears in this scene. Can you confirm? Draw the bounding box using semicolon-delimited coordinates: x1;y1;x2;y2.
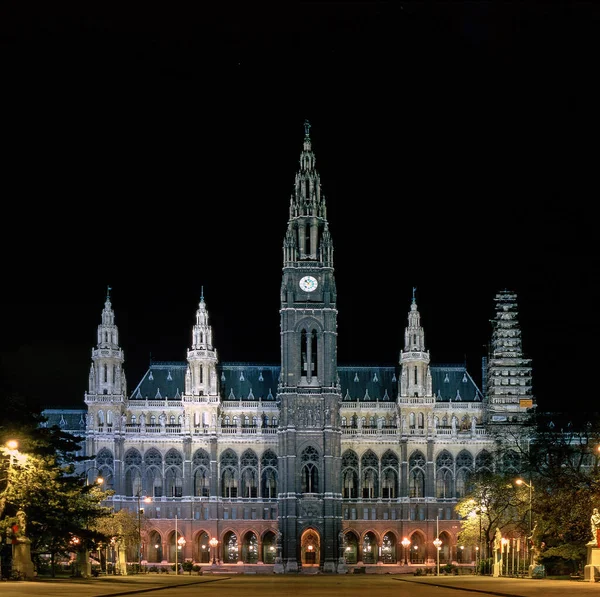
301;446;319;493
361;450;379;499
165;449;183;497
221;449;238;498
456;450;474;497
409;451;426;498
261;450;278;498
342;450;359;499
241;449;258;498
381;450;399;499
476;450;494;474
124;449;142;496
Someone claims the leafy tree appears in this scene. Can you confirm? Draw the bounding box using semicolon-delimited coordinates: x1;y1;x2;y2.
455;473;524;559
522;411;600;573
0;395;113;575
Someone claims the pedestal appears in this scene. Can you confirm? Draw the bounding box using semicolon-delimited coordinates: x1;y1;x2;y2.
13;539;35;580
492;548;501;577
336;557;348;574
75;549;91;577
584;546;600;582
273;555;284;574
118;546;128;575
284;559;299;573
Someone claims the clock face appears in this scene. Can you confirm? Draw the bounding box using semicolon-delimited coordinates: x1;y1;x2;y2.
299;276;318;292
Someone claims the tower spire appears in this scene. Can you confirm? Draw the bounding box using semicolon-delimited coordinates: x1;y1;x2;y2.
284;121;332;265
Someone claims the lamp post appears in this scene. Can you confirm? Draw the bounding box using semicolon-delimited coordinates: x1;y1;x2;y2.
177;536;186;570
515;478;533;567
136;492;151;572
401;537;410;566
209;537;219;566
433;515;442;576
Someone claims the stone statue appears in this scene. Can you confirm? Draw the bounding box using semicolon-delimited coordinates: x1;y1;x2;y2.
588;508;600;546
493;527;502;551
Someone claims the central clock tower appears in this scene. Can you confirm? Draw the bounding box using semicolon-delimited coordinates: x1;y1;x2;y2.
277;121;343;573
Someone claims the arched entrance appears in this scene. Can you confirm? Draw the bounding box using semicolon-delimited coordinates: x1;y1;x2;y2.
262;531;277;564
300;529;320;567
147;530;163;563
342;531;358;564
197;531;211;564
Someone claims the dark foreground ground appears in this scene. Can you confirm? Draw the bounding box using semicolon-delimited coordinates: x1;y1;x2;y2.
0;572;597;597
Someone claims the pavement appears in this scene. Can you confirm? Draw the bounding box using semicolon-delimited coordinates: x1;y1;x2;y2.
0;572;597;597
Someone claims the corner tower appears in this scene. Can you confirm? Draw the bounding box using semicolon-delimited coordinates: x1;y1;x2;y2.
277;121;342;573
486;289;535;424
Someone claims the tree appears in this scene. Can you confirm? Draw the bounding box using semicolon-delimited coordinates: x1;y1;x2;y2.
522;411;600;573
455;473;523;560
1;395;113;575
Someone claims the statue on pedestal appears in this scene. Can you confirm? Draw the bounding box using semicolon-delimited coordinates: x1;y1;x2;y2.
587;507;600;546
492;527;502;577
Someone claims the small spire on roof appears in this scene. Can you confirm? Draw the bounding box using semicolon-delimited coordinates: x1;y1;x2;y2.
304;119;311;137
200;285;204;302
412;286;416;303
107;285;112;300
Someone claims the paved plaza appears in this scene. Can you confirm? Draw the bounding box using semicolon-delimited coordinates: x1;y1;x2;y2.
0;573;598;597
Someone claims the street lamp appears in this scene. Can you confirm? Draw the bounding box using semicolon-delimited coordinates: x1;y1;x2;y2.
433;515;442;576
433;538;442;575
209;537;219;566
515;478;534;567
137;493;151;571
401;537;410;566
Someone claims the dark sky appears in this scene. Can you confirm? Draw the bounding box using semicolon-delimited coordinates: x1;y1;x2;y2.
1;2;597;413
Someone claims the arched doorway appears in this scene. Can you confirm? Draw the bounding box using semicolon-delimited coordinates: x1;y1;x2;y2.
197;531;211;564
381;532;397;563
410;533;425;564
342;531;358;564
241;531;259;563
300;528;320;567
262;531;277;564
223;531;239;563
361;532;377;564
148;531;163;563
439;531;452;564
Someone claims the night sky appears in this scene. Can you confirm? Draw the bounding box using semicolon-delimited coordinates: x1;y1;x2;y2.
1;2;597;413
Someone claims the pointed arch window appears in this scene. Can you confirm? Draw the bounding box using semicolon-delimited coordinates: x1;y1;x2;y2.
342;450;359;499
381;450;399;499
436;469;453;498
193;449;211;497
261;450;278;499
221;449;239;498
300;446;319;493
361;450;379;499
409;469;425;498
301;327;319;380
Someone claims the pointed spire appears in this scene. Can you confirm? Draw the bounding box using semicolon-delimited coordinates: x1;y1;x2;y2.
284;121;332;265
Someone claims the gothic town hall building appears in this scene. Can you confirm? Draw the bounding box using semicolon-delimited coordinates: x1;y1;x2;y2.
44;123;534;573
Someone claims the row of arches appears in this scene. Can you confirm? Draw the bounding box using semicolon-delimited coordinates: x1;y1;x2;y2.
142;529;278;565
92;445;521;500
137;527;474;567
